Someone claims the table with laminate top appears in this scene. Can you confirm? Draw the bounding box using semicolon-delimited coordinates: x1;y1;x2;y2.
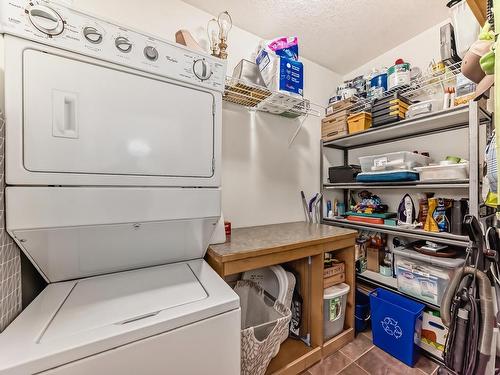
206;221;358;375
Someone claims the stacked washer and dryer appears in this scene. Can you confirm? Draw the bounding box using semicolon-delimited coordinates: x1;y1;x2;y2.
0;1;240;374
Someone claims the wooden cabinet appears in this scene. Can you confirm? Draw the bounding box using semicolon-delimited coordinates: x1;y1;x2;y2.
467;0;487;25
206;222;357;375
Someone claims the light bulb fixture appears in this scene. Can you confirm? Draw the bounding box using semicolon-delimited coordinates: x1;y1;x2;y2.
207;18;220;57
217;11;232;59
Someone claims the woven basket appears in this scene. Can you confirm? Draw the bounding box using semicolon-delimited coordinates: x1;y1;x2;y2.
235;280;292;375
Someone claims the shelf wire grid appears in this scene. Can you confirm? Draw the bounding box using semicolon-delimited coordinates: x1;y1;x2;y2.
340;61;463;114
223;76;323;117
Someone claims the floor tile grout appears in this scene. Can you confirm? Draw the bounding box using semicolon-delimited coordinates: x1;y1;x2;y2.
339;343;375;362
333;360;355;375
351;362;370;374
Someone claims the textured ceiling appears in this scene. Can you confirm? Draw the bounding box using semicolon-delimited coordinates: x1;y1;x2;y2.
182;0;450;74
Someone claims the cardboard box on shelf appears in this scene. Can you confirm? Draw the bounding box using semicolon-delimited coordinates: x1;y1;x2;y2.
323;261;345;278
323;273;345;288
321;111;349;141
367;246;383;272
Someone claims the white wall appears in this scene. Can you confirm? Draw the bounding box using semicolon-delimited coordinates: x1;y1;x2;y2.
343;20;450;80
73;0;342;228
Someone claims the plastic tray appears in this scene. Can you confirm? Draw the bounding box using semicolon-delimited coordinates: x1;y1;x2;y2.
359;152;430;172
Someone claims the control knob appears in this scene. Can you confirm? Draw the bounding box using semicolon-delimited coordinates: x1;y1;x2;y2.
144;46;159;61
115;37;132;53
193;59;212;81
28;5;64;36
83;26;103;44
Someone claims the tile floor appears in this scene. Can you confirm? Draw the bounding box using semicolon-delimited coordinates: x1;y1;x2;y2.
303;329;440;375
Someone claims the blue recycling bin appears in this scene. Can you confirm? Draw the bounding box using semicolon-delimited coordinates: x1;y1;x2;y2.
355;290;371;333
369;288;424;367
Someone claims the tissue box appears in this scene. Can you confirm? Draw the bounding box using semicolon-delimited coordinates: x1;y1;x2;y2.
256;49;304;96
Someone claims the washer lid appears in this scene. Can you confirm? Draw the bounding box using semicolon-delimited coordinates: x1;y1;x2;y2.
41;263;207;342
0;260;239;375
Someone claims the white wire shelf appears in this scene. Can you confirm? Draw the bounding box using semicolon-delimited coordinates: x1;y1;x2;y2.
223;76;323;117
339;61;464;114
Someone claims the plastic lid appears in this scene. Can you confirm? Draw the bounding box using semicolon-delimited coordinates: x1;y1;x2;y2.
392;246;465;268
324;283;350;299
242;265;289;303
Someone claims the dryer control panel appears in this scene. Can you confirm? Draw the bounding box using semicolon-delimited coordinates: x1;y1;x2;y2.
0;0;226;92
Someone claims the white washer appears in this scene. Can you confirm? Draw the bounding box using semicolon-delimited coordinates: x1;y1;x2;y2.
0;1;240;374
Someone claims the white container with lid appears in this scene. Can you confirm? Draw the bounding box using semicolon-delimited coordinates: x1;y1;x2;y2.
415;163;469;181
323;283;350;340
359;151;431;172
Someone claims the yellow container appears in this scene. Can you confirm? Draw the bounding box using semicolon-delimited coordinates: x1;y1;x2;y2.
347;112;372;134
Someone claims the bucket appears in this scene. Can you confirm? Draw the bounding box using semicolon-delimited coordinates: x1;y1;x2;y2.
323;283;350;340
355;290;370;333
388;60;410;90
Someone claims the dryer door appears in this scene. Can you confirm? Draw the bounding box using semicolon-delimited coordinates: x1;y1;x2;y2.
22;49;215;181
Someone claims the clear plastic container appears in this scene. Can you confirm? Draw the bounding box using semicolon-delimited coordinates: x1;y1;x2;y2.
414;163;469;181
359;151;431;172
393;247;464;305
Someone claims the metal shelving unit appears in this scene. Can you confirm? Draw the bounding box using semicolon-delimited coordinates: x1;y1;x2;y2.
320;101;492;238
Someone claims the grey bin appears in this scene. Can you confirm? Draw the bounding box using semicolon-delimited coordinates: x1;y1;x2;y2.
323;283;350;341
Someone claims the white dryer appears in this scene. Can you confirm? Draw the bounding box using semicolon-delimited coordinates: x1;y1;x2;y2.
0;1;240;374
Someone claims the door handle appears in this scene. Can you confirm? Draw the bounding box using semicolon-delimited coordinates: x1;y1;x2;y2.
52;90;78;138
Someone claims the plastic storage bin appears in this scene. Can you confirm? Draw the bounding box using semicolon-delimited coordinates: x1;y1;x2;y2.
415;163;469;181
235;280;292;375
359;151;430;172
369;288;425;367
355;290;371;333
323;283;350;341
393;247;465;306
347;112;372;134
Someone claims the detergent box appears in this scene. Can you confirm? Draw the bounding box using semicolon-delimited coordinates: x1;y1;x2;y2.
256;49;304;97
419;310;448;357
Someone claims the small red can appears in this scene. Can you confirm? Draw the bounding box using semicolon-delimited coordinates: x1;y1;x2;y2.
224;221;231;240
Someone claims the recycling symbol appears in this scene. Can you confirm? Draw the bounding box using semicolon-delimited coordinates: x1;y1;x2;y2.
381;317;403;339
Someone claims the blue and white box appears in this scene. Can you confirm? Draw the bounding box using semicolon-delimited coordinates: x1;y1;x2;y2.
256;49;304;97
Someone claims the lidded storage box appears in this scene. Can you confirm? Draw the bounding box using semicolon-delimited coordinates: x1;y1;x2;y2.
393;247;465;305
359;151;430;173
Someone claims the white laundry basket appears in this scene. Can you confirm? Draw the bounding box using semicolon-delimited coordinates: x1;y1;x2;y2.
242;265;296;347
235;280;292;375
